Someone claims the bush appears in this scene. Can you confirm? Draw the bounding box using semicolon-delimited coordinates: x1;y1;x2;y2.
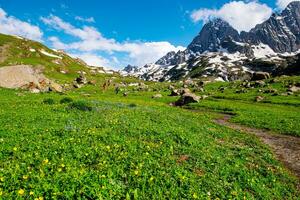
60;97;73;104
43;98;55;105
69;100;93;111
128;103;137;108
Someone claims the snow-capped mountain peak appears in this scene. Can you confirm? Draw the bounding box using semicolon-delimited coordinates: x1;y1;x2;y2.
122;1;300;82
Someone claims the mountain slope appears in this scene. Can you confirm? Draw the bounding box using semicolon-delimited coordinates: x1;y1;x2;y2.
0;33;92;82
0;33;117;84
122;1;300;82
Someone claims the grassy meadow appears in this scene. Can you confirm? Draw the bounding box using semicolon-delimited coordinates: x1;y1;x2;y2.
0;74;299;199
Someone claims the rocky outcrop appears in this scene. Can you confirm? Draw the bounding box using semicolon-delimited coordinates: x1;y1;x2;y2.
188;19;241;54
0;65;64;93
175;92;200;106
251;72;271;81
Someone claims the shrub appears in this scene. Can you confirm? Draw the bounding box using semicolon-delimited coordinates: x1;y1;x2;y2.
128;103;137;108
60;97;73;104
43;98;55;105
69;100;93;111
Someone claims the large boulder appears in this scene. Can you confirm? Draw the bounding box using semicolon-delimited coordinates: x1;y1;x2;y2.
288;86;300;93
251;72;270;81
178;88;191;95
73;74;87;88
75;74;87;85
175;93;200;106
49;82;63;93
169;89;180;96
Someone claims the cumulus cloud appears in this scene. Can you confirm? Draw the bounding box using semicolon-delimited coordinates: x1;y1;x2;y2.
191;1;273;32
0;8;43;41
276;0;297;9
70;53;112;68
75;16;95;23
42;15;184;68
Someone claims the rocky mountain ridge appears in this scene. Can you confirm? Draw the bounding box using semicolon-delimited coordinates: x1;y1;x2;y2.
122;1;300;82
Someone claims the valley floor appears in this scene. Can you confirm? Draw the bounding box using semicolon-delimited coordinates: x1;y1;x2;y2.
0;78;299;199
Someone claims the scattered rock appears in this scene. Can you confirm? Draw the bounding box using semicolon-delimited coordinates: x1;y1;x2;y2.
255;96;264;102
73;74;88;88
30;88;41;94
251;72;270;81
200;95;209;100
168;85;175;90
263;88;278;94
175;93;200;106
242;81;251;88
236;88;247;93
138;82;149;91
253;80;266;87
197;87;204;93
169;89;180;96
73;83;82;89
288;86;300;93
88;80;97;85
152;94;163;98
123;92;128;97
178;88;191;95
75;74;87;85
49;82;63;93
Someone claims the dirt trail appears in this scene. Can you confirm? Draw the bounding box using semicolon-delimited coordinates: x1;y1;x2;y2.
215;114;300;179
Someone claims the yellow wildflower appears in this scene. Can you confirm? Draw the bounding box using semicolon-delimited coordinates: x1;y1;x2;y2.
23;175;28;180
43;159;49;165
0;190;3;196
18;189;25;196
13;147;18;151
193;193;198;199
149;176;154;182
30;191;34;195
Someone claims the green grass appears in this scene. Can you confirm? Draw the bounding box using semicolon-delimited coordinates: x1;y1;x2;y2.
188;99;300;136
0;88;299;199
0;33;300;198
184;76;300;137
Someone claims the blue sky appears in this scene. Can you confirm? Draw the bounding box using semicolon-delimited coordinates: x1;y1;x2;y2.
0;0;294;69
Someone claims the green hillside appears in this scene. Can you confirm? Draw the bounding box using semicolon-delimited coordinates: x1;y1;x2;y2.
0;33;114;83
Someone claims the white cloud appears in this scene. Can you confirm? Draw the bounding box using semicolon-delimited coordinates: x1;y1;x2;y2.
0;8;43;41
122;41;185;66
42;15;184;68
75;16;95;23
70;53;112;68
191;1;273;32
276;0;297;9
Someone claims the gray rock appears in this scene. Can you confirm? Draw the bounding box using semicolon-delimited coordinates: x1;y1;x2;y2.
251;72;271;81
288;86;300;92
169;89;180;96
152;94;163;98
175;93;200;106
255;96;264;102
